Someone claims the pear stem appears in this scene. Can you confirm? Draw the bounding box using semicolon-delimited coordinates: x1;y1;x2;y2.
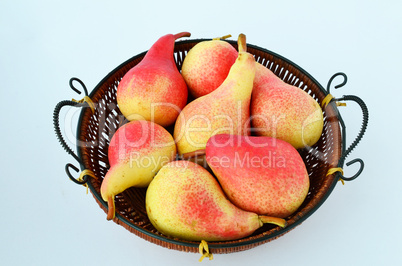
106;195;115;221
173;32;191;40
181;149;206;160
237;33;247;53
259;215;287;228
212;34;232;40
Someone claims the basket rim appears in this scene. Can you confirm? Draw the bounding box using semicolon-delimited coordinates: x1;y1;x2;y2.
76;38;345;250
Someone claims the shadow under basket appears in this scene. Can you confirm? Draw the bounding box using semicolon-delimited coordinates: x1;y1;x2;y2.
53;39;368;255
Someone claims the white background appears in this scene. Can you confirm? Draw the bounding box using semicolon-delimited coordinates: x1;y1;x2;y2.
1;0;401;265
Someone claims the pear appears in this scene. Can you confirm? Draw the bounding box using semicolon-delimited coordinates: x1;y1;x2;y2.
181;35;238;98
145;160;287;242
101;120;176;220
117;32;191;127
251;63;323;149
205;134;310;218
174;34;255;155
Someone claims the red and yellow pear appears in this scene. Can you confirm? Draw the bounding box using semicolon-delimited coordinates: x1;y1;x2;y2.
117;32;191;127
174;34;255;155
181;35;238;98
205;134;310;218
251;63;324;149
145;160;287;241
101;120;176;220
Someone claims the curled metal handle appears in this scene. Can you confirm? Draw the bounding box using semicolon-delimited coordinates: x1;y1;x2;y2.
341;158;365;181
53;100;82;164
327;72;348;93
335;95;369;159
65;163;88;185
53;77;90;165
69;77;89;96
325;73;369;181
335;94;369;181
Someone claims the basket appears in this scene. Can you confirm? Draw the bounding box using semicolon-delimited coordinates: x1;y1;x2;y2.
53;38;368;255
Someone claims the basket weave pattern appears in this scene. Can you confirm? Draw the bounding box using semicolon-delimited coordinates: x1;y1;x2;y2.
76;40;342;254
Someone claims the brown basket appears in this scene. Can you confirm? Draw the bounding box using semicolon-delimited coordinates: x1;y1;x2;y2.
53;38;368;255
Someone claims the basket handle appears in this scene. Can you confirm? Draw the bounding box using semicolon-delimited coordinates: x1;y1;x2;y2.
53;77;93;169
325;73;369;181
53;99;83;164
65;163;88;185
334;94;369;181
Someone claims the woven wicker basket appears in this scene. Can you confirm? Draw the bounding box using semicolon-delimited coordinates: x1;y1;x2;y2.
53;38;368;255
